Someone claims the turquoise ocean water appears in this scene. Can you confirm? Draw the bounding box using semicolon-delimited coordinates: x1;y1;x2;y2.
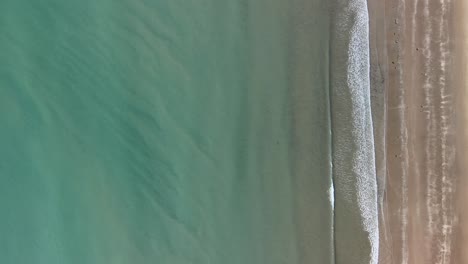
0;1;377;263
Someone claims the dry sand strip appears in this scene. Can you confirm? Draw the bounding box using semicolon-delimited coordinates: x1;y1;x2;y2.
376;0;461;262
454;0;468;262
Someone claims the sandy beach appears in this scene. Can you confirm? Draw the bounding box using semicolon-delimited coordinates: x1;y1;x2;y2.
455;0;468;262
370;0;463;262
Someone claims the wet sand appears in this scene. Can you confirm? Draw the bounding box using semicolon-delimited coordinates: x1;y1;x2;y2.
371;0;462;262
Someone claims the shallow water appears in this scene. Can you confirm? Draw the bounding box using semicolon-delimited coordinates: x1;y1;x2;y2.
0;1;305;263
0;1;377;263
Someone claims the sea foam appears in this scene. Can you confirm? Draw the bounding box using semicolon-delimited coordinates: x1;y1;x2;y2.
330;0;379;263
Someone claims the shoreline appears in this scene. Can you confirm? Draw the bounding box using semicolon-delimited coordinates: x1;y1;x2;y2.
367;0;390;261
